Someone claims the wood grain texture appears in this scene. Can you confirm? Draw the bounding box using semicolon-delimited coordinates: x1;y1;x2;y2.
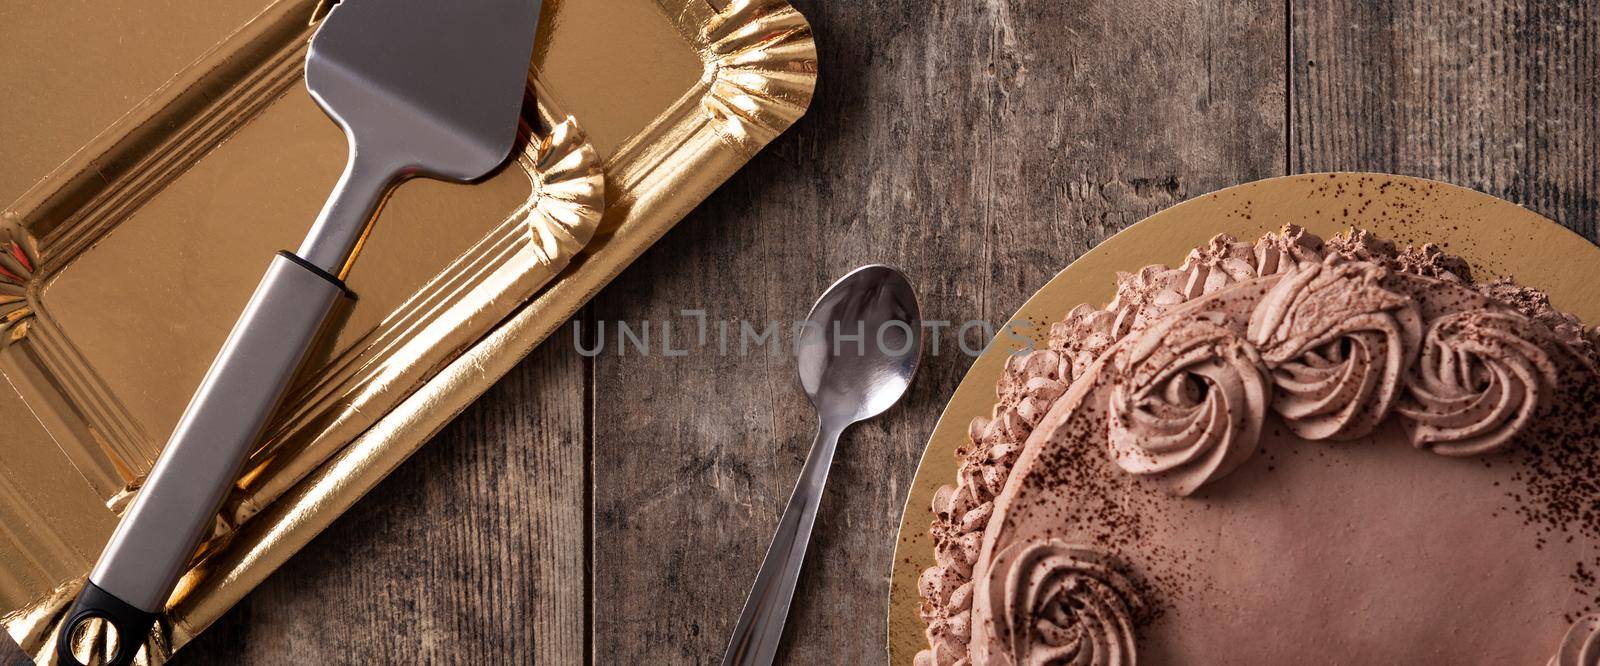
1292;0;1600;241
590;0;1282;663
10;1;1581;665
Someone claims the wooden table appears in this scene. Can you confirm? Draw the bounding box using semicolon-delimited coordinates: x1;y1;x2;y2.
9;0;1597;663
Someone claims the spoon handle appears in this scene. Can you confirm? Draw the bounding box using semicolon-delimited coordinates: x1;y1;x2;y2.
722;423;844;666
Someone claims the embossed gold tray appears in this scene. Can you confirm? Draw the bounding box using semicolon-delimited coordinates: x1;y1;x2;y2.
1;0;814;661
884;173;1600;663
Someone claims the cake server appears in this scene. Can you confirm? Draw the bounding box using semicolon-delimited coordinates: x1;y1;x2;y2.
723;265;922;665
56;0;542;663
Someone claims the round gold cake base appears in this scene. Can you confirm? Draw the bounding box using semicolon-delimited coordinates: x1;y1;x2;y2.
885;172;1600;663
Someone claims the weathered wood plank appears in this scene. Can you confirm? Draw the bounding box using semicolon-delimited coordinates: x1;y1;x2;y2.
179;333;588;664
1292;0;1600;240
590;0;1284;663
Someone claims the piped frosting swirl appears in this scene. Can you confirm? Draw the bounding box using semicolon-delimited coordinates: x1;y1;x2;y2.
1399;309;1559;456
1108;312;1271;496
1247;260;1422;440
1552;617;1600;666
978;540;1142;666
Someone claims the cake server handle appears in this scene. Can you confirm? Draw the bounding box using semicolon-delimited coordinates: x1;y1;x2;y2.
722;421;845;666
55;251;350;666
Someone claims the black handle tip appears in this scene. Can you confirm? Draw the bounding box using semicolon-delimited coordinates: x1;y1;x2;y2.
55;581;155;666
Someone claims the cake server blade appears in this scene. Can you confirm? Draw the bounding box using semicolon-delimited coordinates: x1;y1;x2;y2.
57;1;543;664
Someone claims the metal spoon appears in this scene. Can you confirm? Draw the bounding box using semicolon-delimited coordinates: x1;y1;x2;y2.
722;265;921;665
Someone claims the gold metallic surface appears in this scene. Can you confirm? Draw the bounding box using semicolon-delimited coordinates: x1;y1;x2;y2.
885;173;1600;664
1;0;815;661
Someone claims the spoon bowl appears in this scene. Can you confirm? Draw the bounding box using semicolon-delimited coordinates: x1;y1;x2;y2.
797;265;922;426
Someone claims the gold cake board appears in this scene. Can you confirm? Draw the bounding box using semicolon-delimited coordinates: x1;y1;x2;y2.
885;172;1600;663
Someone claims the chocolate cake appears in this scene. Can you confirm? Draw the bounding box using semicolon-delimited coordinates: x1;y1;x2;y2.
915;226;1600;665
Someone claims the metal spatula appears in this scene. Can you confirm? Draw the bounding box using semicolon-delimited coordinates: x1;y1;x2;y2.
58;1;542;663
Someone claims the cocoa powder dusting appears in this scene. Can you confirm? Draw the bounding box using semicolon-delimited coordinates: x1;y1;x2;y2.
1507;366;1600;620
1009;389;1209;630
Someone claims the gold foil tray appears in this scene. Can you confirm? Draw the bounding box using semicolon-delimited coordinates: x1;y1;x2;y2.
2;0;815;662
